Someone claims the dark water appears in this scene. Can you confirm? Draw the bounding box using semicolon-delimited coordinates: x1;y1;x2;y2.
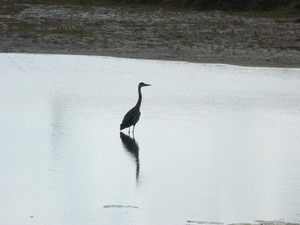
1;53;299;225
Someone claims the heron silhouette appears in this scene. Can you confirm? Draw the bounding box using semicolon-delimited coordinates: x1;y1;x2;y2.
120;82;151;134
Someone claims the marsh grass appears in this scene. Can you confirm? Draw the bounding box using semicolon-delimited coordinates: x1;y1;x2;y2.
1;0;299;66
5;18;94;39
55;25;93;38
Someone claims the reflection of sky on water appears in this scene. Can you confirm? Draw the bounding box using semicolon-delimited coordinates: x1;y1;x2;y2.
1;53;299;225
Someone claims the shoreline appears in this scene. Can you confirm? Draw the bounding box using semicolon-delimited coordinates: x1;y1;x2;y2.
1;3;300;68
4;50;300;69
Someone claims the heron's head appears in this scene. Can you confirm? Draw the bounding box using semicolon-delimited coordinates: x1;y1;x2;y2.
139;82;151;88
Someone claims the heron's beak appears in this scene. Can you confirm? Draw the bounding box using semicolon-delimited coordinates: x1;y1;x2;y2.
145;83;151;86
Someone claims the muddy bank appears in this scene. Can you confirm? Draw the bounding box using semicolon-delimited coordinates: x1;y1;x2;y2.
0;2;300;67
187;220;300;225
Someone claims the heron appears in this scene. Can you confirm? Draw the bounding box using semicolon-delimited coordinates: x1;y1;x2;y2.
120;82;151;134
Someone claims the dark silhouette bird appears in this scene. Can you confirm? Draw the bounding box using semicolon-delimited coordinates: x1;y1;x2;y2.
120;82;151;134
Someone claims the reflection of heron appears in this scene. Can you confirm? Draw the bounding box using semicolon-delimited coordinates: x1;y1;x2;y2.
120;132;140;182
120;82;151;134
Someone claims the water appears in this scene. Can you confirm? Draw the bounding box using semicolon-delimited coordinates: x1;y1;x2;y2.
1;53;299;225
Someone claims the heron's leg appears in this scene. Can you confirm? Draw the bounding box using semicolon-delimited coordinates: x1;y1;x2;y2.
128;127;130;134
133;125;135;135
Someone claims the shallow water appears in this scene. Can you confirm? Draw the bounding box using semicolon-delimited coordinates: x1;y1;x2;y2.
1;53;300;225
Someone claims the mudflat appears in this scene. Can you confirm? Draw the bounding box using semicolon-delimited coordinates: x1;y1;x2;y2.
1;2;300;66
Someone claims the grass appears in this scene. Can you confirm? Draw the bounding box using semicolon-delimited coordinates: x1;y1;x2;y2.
55;25;93;38
5;18;94;39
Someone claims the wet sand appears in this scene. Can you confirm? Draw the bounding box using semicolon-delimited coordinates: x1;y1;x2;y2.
1;2;300;67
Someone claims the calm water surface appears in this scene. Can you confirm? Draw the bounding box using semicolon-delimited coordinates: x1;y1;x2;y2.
1;53;300;225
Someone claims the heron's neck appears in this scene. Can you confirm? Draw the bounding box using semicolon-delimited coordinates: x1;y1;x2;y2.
136;87;142;108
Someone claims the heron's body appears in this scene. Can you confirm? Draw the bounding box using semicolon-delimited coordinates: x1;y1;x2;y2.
120;106;141;130
120;82;150;133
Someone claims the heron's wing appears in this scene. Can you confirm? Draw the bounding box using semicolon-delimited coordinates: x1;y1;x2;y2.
120;108;136;129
